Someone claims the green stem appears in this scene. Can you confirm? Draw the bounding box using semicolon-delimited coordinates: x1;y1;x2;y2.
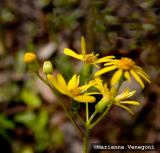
83;126;90;153
88;110;97;125
36;72;84;138
86;103;89;121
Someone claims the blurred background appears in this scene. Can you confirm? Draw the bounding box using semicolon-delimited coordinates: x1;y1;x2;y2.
0;0;160;153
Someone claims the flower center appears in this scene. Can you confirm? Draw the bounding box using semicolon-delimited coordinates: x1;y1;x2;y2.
70;88;81;96
84;54;97;64
118;57;135;70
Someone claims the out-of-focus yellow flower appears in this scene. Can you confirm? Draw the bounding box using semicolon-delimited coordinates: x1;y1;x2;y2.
93;78;141;114
47;73;98;103
64;37;115;67
95;57;151;88
24;52;37;64
23;52;39;72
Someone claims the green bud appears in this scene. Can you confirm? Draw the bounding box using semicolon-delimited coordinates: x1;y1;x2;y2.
43;61;53;74
95;97;109;113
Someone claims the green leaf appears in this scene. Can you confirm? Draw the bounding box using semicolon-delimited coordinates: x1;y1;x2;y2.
21;89;41;108
14;111;36;128
0;114;15;129
33;109;49;132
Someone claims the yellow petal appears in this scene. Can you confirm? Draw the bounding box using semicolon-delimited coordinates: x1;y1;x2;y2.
68;74;78;90
104;83;109;95
136;70;151;83
115;104;134;115
130;70;144;88
85;92;101;95
73;95;96;103
111;69;123;86
135;66;150;79
80;80;96;91
104;60;118;66
124;71;131;82
95;56;115;64
76;75;80;87
47;74;67;95
57;73;70;95
120;101;141;106
94;78;104;94
81;36;86;56
115;88;130;101
126;90;136;98
95;65;117;76
64;48;83;60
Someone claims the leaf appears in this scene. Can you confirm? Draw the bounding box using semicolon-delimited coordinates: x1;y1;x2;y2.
14;111;36;128
21;89;41;108
0;114;15;129
33;109;49;132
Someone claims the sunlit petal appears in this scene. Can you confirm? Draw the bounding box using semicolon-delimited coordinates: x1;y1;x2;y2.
135;66;150;79
115;104;134;115
126;90;136;98
95;65;117;76
120;101;141;106
80;80;97;91
74;95;96;103
104;83;109;95
57;73;70;94
95;56;115;63
81;36;86;56
104;60;118;66
136;71;151;83
47;74;67;95
85;92;101;95
94;78;104;94
130;70;144;88
68;74;77;90
115;88;130;101
64;48;83;60
111;69;123;86
124;71;131;82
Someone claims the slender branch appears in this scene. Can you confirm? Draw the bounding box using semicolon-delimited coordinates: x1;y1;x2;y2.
86;103;89;122
36;72;84;138
88;110;97;125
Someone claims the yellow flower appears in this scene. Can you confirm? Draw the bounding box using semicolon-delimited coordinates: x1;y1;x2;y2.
94;78;141;114
64;37;115;67
47;73;98;103
24;52;37;64
114;89;141;114
23;52;39;72
95;57;151;88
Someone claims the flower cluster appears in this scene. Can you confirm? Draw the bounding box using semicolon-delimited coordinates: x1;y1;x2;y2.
24;37;151;153
24;37;150;114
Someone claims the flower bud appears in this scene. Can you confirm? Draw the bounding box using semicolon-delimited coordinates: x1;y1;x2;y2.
23;52;39;72
95;97;108;113
43;61;53;74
